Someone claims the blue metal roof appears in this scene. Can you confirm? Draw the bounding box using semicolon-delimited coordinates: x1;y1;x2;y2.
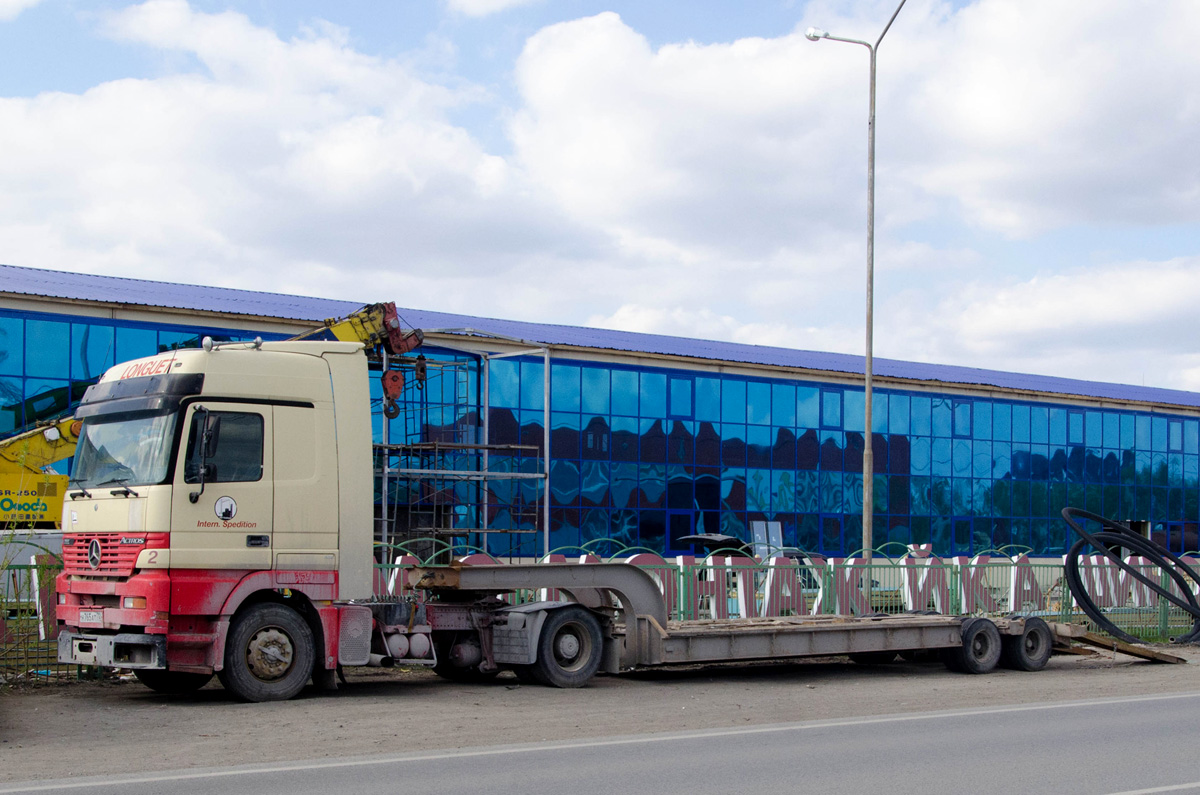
3;262;1198;409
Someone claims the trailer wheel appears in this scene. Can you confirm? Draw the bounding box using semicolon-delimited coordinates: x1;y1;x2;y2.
999;617;1053;672
219;603;314;702
942;617;1001;674
533;606;602;688
134;669;213;694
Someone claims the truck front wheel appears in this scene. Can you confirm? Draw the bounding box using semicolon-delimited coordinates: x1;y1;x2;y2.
533;606;603;688
219;603;315;702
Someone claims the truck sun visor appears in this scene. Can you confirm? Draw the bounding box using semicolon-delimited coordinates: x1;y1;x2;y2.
75;373;205;418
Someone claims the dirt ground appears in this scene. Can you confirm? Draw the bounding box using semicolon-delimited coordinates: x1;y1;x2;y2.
3;646;1200;783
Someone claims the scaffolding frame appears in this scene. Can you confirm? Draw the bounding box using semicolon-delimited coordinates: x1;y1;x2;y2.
374;330;552;558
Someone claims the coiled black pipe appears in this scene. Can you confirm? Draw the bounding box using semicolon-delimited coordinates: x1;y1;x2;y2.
1061;507;1200;645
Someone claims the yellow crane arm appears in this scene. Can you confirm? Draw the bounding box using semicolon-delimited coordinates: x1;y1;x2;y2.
0;415;83;475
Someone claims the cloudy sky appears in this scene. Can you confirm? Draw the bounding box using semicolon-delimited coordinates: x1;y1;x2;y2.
1;0;1198;391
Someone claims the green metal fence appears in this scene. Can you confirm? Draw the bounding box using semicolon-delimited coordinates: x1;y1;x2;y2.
1;559;72;684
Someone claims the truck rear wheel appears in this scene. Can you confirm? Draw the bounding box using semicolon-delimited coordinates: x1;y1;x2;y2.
219;603;314;702
533;606;602;688
999;617;1053;672
134;669;213;694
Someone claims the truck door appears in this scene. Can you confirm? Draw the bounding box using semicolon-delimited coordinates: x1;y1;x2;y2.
170;403;274;569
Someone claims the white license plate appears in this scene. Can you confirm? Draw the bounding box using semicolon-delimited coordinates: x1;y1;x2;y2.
78;610;103;625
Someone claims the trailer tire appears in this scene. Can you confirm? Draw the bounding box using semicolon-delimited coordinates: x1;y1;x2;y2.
133;669;213;694
533;606;603;688
942;617;1001;674
219;603;314;702
999;617;1053;672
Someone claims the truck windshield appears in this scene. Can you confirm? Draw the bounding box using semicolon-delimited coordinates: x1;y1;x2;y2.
71;411;178;489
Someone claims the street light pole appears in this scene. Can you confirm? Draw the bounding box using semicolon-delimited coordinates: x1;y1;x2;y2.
806;0;906;570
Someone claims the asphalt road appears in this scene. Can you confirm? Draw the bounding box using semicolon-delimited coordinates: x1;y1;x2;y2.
5;691;1200;795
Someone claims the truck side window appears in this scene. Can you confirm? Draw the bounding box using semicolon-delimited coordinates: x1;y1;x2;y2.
183;411;264;483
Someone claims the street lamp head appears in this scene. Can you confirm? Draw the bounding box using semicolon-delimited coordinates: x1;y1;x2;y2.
805;27;828;41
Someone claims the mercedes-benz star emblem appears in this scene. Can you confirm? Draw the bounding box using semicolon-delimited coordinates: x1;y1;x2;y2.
87;539;102;570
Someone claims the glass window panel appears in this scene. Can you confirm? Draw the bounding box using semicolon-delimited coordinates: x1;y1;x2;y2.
1011;404;1030;442
797;386;819;428
489;359;519;408
932;399;952;437
25;319;69;378
1048;409;1066;446
721;468;746;511
888;394;909;435
746;467;770;513
640;372;667;418
1135;415;1151;451
722;380;746;424
953;400;972;437
1030;406;1048;444
992;404;1011;442
746;381;771;425
611;370;638;416
1152;417;1168;452
1170;421;1183;452
973;441;991;479
551;365;580;412
610;462;639;508
640;419;667;462
638;463;666;508
821;389;841;428
0;315;23;376
973;402;991;440
910;436;931;476
1120;414;1135;449
1103;412;1120;449
722;423;747;467
695;377;720;422
1187;421;1200;455
157;330;197;352
872;394;886;433
24;378;69;424
116;327;154;363
843;390;864;432
747;424;771;468
1066;411;1083;445
580;367;610;415
796;470;819;514
1084;411;1101;448
772;383;796;427
992;442;1011;479
0;376;21;431
911;396;932;436
931;438;952;477
669;377;692;418
819;430;842;470
520;360;545;410
952;439;972;477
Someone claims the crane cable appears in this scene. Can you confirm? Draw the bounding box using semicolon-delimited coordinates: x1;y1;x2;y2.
1061;507;1200;645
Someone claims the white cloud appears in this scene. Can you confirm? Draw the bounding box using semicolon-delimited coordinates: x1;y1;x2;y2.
882;256;1200;389
443;0;545;17
0;0;42;22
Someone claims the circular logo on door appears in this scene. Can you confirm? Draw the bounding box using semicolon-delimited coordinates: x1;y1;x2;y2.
214;496;237;520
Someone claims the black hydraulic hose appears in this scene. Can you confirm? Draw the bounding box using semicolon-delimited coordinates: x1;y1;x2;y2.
1061;507;1200;645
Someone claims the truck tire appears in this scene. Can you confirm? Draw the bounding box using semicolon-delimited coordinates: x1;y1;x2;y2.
532;606;603;688
218;603;315;702
134;669;213;694
942;617;1001;674
999;617;1053;672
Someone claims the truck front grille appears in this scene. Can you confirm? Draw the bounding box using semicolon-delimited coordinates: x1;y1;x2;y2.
62;534;140;577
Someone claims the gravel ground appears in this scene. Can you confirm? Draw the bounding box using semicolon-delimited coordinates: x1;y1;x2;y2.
3;644;1200;783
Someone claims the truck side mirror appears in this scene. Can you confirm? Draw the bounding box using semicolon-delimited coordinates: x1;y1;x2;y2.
189;407;214;504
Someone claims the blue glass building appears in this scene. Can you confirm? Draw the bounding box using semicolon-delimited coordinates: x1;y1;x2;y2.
3;263;1199;559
